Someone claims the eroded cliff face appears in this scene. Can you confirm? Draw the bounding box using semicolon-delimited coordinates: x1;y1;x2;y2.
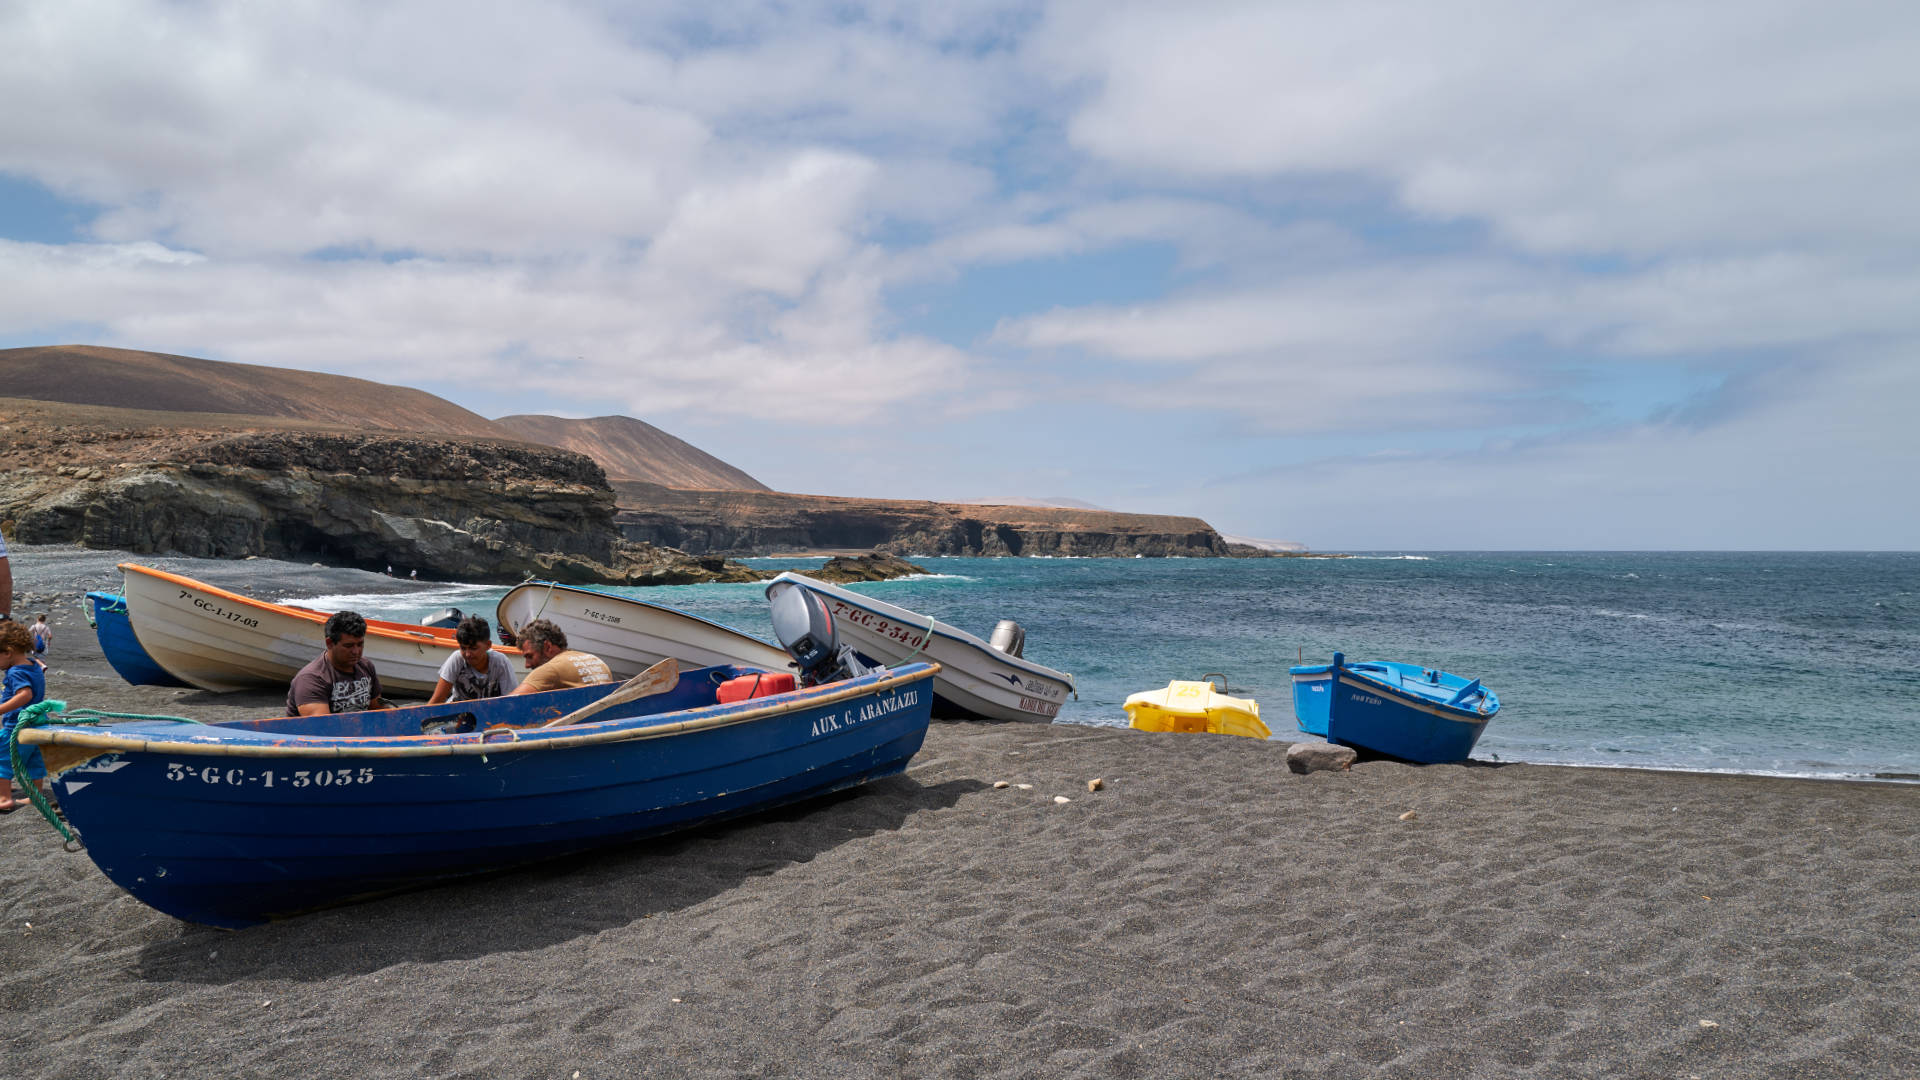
610;481;1237;557
0;413;764;586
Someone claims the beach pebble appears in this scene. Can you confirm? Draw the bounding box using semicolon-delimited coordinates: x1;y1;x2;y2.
1286;742;1357;774
1399;810;1418;821
1087;778;1104;792
993;781;1010;789
1016;783;1032;790
1054;796;1071;804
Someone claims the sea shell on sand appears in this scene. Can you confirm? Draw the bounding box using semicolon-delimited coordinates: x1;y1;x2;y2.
1087;778;1104;792
1054;796;1071;804
993;781;1010;789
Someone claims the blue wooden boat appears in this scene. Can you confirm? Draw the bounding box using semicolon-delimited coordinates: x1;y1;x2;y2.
1289;652;1499;763
22;661;938;928
84;592;190;688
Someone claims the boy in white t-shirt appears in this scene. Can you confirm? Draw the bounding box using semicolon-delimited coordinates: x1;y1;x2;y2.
425;616;519;705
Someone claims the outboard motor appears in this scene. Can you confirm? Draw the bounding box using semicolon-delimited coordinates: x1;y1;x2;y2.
988;619;1026;658
767;581;879;686
420;607;462;630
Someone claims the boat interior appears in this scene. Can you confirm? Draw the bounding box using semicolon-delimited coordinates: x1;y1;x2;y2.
221;664;762;739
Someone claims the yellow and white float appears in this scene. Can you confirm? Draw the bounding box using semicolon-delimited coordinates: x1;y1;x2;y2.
1124;675;1270;739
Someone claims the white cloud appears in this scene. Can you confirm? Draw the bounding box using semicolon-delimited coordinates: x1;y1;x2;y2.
646;150;876;297
1046;0;1920;258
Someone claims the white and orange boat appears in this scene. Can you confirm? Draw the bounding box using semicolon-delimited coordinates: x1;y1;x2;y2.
117;563;519;696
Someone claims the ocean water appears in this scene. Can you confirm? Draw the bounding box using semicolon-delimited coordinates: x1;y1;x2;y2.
162;551;1920;783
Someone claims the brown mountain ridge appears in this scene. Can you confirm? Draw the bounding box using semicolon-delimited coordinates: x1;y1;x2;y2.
0;345;759;490
493;414;767;491
1;344;1270;561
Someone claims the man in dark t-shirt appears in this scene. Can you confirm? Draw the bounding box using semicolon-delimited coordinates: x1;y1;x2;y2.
286;610;387;716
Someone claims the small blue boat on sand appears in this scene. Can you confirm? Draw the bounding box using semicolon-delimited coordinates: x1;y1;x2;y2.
1290;652;1499;764
24;659;938;928
83;592;189;688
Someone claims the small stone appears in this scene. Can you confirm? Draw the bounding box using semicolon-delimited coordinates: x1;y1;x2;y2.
1286;741;1358;774
1087;778;1104;792
1054;795;1071;804
993;781;1009;789
1399;810;1418;821
1016;783;1032;790
261;1000;272;1008
671;998;682;1003
1698;1019;1718;1029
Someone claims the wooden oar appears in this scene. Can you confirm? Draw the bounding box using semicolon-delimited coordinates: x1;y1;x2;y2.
540;658;679;728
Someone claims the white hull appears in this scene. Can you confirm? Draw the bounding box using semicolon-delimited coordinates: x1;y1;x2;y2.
767;573;1074;722
497;583;790;678
120;564;468;696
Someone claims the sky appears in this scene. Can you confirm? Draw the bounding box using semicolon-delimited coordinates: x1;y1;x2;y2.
2;0;1916;550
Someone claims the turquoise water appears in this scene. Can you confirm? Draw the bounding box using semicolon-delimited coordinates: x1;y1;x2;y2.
279;552;1920;782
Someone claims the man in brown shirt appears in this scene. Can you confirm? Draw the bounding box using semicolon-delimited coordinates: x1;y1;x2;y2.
286;611;386;716
508;618;614;695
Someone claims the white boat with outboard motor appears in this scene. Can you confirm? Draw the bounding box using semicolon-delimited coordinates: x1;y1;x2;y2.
497;581;791;678
763;572;1074;722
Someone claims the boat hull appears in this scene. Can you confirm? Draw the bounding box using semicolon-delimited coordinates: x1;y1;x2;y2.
118;563;506;696
85;592;190;688
497;582;790;677
1288;665;1332;736
30;663;937;928
768;573;1074;722
1325;661;1496;764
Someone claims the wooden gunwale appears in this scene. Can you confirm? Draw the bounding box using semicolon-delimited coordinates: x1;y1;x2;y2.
23;664;940;760
117;563;520;653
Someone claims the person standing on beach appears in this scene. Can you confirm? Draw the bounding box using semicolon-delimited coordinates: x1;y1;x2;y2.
426;616;518;704
286;611;387;716
508;619;613;694
29;614;50;657
0;531;13;624
0;620;48;811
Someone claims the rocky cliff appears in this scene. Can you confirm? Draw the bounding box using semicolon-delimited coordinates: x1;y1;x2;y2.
0;399;765;586
609;481;1236;557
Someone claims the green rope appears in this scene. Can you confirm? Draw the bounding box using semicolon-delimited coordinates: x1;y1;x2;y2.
9;700;82;843
896;614;939;667
7;700;211;846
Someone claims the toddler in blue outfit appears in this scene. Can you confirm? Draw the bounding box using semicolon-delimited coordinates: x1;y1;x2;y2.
0;620;48;811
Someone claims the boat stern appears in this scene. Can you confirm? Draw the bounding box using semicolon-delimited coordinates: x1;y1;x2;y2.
1288;664;1333;736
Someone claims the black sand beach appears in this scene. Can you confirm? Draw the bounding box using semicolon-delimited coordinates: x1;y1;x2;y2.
2;547;1916;1078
